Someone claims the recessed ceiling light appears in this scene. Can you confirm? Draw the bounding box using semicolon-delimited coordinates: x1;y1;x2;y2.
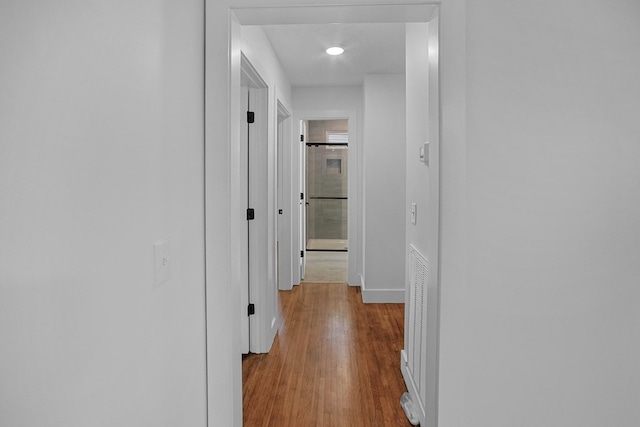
325;46;344;56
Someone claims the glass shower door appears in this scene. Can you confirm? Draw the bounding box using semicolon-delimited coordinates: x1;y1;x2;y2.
306;143;348;251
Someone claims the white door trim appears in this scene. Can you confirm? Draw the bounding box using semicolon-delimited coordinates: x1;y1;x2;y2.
293;110;360;287
276;100;294;292
241;53;278;355
205;3;447;426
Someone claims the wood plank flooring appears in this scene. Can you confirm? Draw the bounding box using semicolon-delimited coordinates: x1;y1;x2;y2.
243;283;412;426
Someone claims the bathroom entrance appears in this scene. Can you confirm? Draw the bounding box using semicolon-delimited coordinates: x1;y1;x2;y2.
303;119;349;282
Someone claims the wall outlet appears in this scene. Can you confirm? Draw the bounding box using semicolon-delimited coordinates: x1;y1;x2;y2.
411;203;417;225
154;239;171;287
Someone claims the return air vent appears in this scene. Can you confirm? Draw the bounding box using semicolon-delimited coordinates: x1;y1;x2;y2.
401;244;428;424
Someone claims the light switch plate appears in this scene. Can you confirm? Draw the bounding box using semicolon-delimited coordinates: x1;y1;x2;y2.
154;239;171;287
411;203;417;225
420;142;430;165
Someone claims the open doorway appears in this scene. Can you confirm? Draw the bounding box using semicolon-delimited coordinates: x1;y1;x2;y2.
302;119;349;283
211;3;442;426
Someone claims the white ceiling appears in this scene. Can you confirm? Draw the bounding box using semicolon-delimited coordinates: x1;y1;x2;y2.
261;23;406;87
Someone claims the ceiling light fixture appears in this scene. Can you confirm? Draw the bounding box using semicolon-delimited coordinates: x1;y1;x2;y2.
325;46;344;56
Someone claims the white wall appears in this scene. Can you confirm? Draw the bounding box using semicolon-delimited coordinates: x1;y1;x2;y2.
292;86;364;287
241;26;293;105
362;74;406;302
404;21;436;425
0;1;207;426
449;1;640;426
293;86;364;113
405;24;430;255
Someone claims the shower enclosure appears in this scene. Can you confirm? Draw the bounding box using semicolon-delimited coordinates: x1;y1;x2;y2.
305;120;348;252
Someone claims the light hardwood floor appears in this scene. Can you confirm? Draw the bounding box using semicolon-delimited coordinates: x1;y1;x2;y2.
243;283;412;426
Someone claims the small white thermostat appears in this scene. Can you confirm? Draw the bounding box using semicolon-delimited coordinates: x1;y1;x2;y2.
419;142;430;165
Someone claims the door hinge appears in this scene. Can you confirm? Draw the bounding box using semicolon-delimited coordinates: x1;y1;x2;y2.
300;134;304;142
246;208;255;220
300;192;304;200
300;250;304;258
247;111;255;123
278;209;283;214
248;303;255;316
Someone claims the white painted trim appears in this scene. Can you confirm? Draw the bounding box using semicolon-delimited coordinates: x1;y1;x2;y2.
300;119;307;281
425;12;441;427
239;85;250;355
361;287;405;304
241;55;273;356
233;4;437;26
248;84;271;354
276;94;294;292
207;3;449;427
350;273;365;288
205;5;242;427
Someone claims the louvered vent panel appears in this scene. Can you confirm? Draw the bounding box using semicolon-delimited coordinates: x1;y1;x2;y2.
407;245;428;410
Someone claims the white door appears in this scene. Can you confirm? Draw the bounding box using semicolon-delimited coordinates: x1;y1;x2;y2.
299;120;307;280
240;85;250;354
276;102;291;291
241;55;275;354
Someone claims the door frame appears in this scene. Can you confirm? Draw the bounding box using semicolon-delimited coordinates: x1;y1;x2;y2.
293;112;360;287
240;55;270;354
205;3;448;426
241;53;282;355
276;101;293;291
299;119;307;281
399;10;441;427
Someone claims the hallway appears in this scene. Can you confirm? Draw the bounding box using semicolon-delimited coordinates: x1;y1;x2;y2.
242;283;411;426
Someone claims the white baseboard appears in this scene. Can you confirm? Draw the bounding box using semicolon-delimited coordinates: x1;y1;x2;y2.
348;273;364;288
361;287;405;303
347;273;360;286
